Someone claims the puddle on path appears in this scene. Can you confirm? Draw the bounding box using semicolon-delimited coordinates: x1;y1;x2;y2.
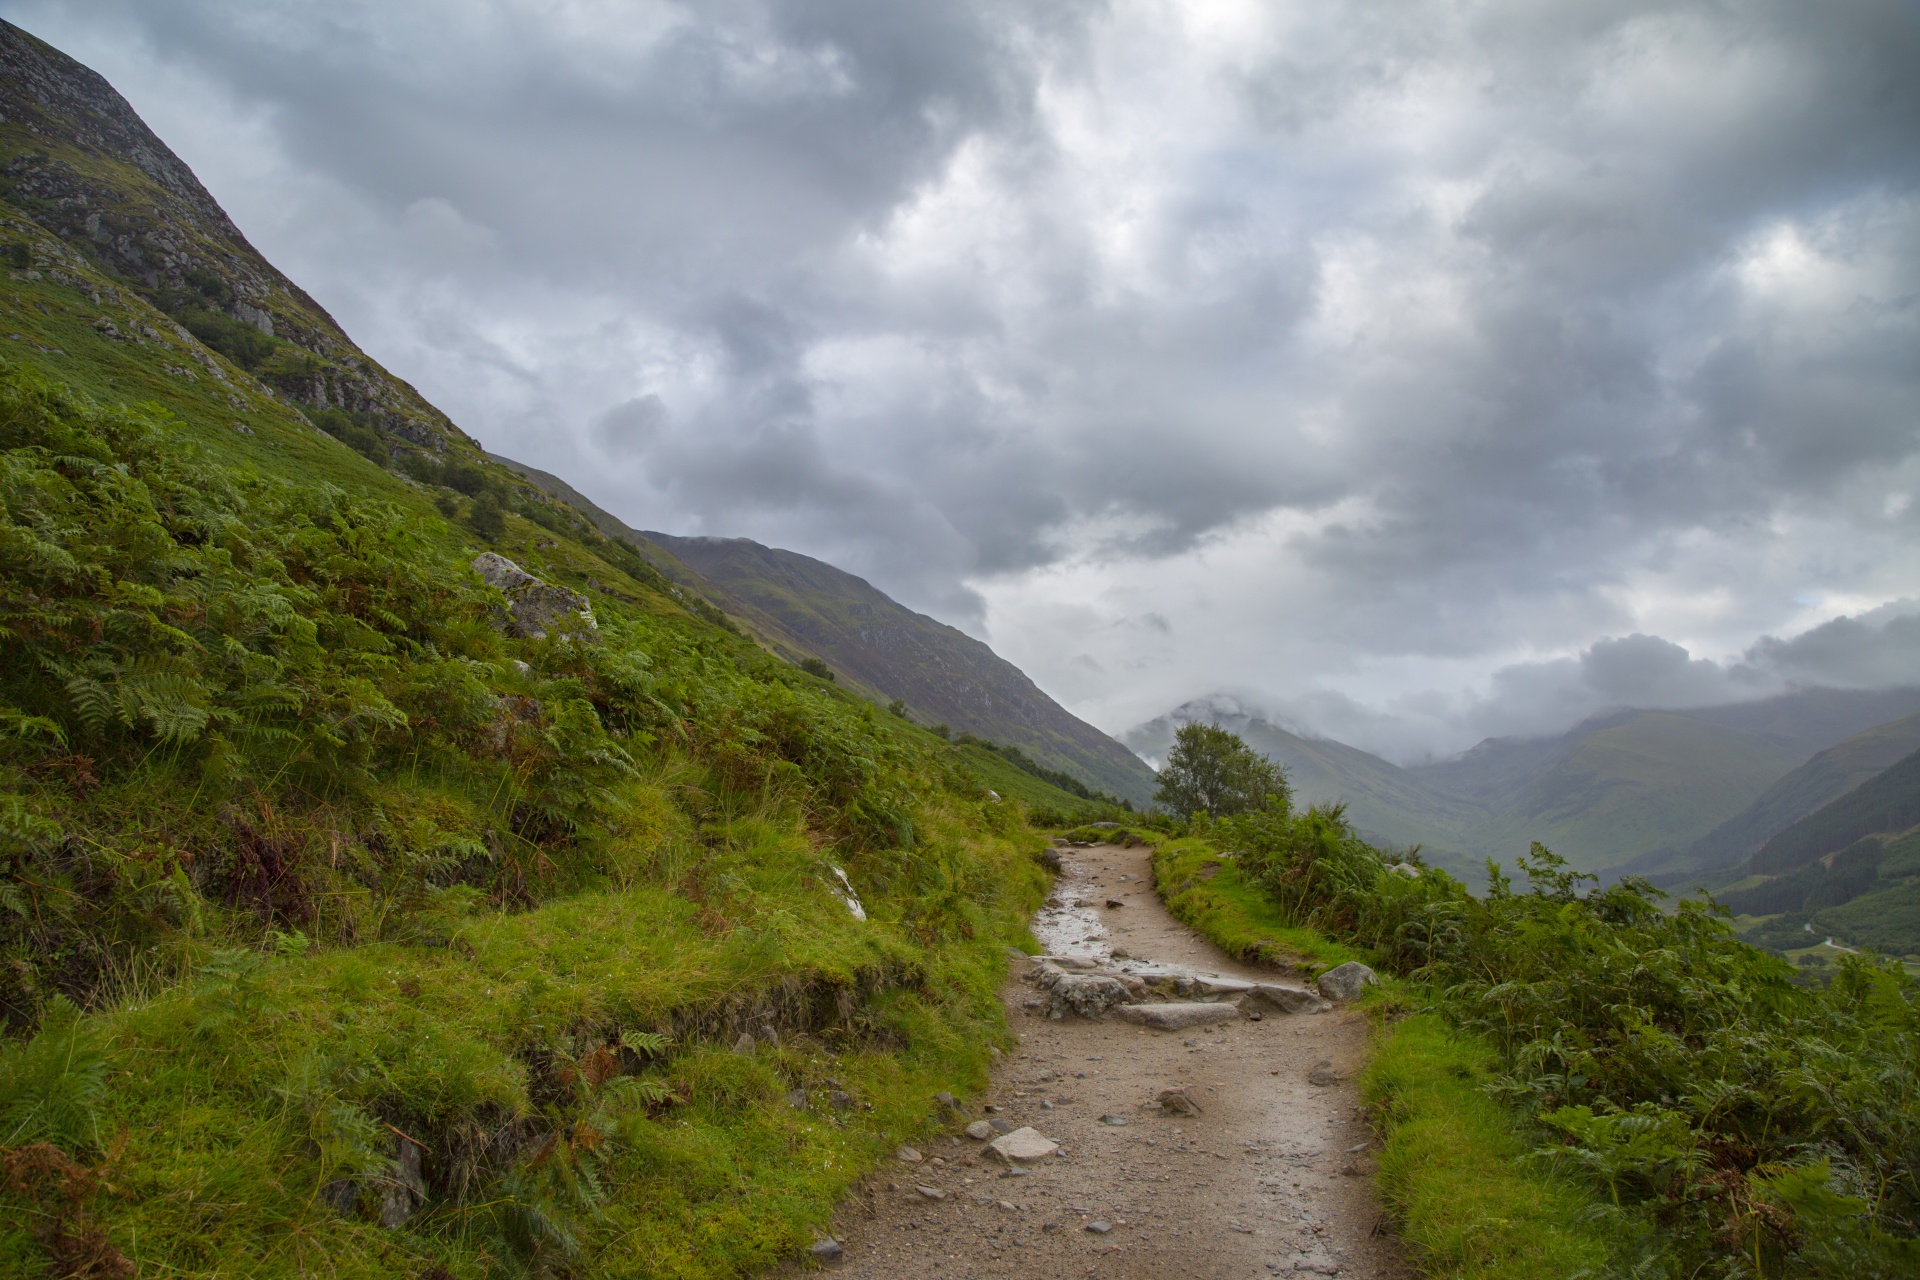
1030;854;1109;959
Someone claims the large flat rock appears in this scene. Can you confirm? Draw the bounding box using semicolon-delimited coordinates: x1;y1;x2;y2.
1115;1001;1244;1030
1243;983;1326;1015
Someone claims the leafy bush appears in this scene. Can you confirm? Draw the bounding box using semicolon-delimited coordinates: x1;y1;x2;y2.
1214;795;1920;1277
307;406;389;465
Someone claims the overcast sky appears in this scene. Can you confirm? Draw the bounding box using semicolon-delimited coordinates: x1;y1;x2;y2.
10;0;1919;761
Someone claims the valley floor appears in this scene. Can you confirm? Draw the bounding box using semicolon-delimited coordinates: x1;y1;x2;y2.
788;842;1409;1279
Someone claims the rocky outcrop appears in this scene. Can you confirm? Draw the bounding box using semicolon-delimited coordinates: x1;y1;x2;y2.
472;553;596;640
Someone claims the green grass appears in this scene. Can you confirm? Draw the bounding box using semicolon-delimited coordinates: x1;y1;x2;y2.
3;804;1046;1279
1150;838;1360;973
1362;1015;1611;1279
1148;838;1614;1280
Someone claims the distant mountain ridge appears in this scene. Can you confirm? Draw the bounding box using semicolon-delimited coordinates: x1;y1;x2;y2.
491;455;1157;804
644;532;1159;805
1131;688;1920;877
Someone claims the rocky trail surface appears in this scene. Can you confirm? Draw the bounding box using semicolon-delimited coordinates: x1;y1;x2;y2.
794;841;1409;1279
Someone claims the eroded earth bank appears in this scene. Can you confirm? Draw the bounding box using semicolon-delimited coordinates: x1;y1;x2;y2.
799;841;1410;1279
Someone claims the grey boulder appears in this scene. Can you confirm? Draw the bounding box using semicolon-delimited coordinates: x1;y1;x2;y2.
1315;962;1377;1002
1032;965;1135;1020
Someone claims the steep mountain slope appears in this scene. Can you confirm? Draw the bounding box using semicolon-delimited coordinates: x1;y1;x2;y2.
1750;745;1920;876
1133;688;1920;875
643;531;1158;804
1461;712;1803;871
490;455;1157;805
0;22;1073;1279
1625;710;1920;884
1720;757;1920;957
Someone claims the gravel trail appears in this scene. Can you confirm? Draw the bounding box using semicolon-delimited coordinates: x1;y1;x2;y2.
800;841;1410;1279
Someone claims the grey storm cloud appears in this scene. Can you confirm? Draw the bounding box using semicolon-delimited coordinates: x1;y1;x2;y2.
7;0;1917;750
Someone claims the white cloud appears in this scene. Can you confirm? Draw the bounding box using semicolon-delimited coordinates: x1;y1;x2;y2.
5;0;1916;750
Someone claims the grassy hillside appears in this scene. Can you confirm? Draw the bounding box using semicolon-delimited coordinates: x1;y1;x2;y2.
1751;746;1920;875
1472;712;1802;870
1627;711;1920;885
1715;749;1920;959
643;531;1157;805
0;21;1063;1278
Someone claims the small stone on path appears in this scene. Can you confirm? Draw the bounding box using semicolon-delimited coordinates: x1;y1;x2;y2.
1087;1220;1113;1235
896;1145;923;1163
915;1185;947;1200
808;1237;842;1260
988;1127;1060;1163
964;1120;994;1139
1307;1060;1340;1087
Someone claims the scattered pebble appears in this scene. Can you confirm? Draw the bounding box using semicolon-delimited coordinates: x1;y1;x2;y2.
1086;1220;1113;1235
914;1185;946;1200
896;1146;922;1164
964;1120;994;1140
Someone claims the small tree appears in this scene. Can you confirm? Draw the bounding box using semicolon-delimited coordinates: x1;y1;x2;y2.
1153;723;1288;819
466;491;506;542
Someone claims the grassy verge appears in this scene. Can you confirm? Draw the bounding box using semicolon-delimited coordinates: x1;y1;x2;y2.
1149;840;1613;1279
1362;1015;1611;1278
4;804;1047;1279
1151;838;1360;972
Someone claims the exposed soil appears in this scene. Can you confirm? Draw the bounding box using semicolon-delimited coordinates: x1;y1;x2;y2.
805;841;1410;1279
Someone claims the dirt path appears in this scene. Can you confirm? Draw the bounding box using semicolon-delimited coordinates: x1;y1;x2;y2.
810;841;1409;1279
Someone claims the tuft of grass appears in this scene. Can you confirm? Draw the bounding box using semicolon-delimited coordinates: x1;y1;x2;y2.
1362;1013;1611;1279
